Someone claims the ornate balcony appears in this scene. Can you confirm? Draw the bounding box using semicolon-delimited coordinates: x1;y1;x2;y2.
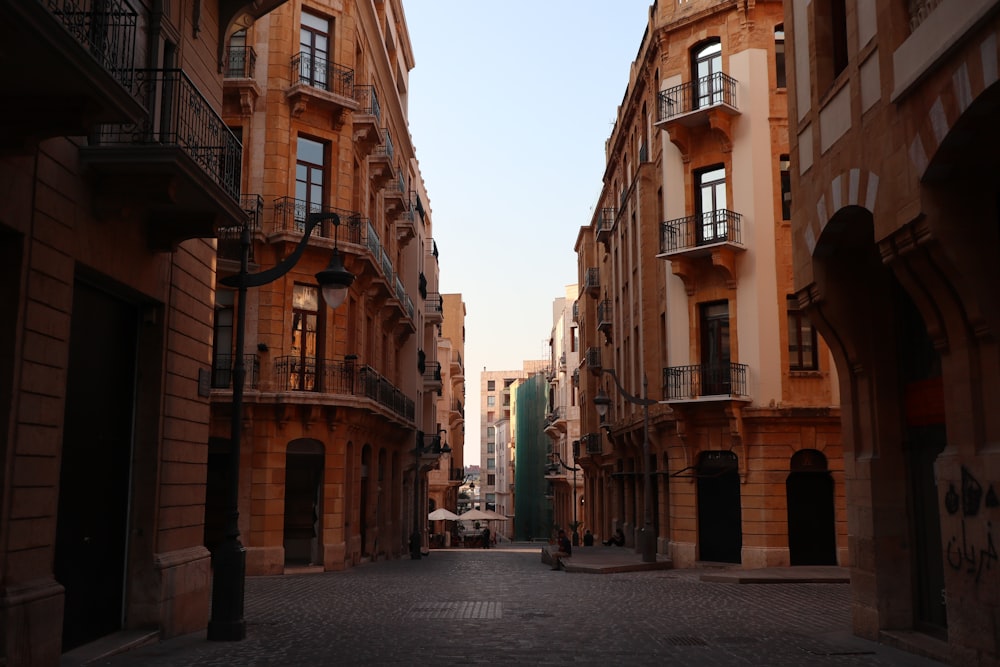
655;72;740;158
1;0;145;150
584;267;600;298
286;53;357;125
223;44;260;117
352;84;381;151
657;210;745;289
662;363;750;402
426;292;443;324
423;361;443;391
580;432;603;456
211;354;259;389
216;194;263;263
585;347;602;375
595;207;616;246
383;166;408;216
79;68;245;251
269;356;415;422
369;128;394;187
597;299;613;342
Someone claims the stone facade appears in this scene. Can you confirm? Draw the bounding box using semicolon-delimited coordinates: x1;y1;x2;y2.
785;0;1000;664
0;0;289;663
574;0;847;569
209;0;444;575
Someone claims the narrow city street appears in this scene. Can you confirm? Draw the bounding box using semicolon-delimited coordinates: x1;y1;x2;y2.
94;546;945;667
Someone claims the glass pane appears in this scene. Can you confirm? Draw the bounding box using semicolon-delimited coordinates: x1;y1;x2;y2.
293;284;318;310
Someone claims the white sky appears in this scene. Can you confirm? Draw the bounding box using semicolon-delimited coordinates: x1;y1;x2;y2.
404;1;654;464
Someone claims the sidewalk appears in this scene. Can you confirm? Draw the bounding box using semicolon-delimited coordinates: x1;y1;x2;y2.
534;542;850;581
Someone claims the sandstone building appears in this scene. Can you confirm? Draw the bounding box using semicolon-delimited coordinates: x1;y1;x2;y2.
209;0;446;574
0;0;288;662
575;0;846;569
785;0;1000;663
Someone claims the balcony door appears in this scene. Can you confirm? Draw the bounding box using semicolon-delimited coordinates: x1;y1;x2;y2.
290;284;319;390
694;40;723;108
699;301;731;395
300;12;330;89
697;165;727;244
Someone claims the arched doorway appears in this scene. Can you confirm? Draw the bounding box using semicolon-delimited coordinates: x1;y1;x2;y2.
360;445;372;557
283;439;324;566
786;449;837;565
696;450;741;563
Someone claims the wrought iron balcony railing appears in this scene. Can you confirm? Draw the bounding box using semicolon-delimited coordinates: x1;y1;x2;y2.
216;194;263;262
46;0;137;91
423;362;442;385
225;45;256;79
271;197;365;243
662;363;749;400
581;432;603;455
657;72;738;122
596;207;616;242
211;354;259;389
659;210;743;254
354;84;381;120
585;347;602;373
272;356;414;421
584;267;600;296
597;299;613;332
372;128;394;161
291;52;354;98
93;68;242;201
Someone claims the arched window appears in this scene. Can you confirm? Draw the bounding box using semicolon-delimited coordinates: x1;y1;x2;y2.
692;39;722;108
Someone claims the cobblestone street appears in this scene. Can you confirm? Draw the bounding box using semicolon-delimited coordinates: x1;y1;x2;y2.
97;546;945;666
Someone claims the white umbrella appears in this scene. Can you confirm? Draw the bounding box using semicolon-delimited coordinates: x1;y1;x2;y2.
481;509;508;521
457;509;493;521
428;508;460;521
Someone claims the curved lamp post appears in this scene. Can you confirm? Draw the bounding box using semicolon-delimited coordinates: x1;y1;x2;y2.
550;451;581;546
208;212;354;641
593;370;657;563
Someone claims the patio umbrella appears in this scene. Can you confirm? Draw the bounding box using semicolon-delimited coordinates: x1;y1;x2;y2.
427;508;460;521
481;510;508;521
457;509;493;522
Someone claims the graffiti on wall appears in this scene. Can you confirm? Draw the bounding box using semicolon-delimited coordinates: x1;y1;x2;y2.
944;466;999;583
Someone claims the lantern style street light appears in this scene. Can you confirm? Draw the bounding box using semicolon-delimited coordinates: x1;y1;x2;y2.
208;212;355;641
593;369;657;563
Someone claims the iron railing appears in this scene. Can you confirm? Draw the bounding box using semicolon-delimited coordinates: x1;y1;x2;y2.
46;0;137;92
662;363;749;400
597;208;616;236
291;52;354;98
271;197;365;243
423;362;442;385
597;299;613;331
225;45;256;79
93;69;242;201
581;433;603;454
426;292;443;315
658;72;738;122
372;128;394;161
212;354;259;389
585;347;602;372
660;210;743;253
272;356;414;421
354;84;381;120
584;267;600;293
216;194;263;262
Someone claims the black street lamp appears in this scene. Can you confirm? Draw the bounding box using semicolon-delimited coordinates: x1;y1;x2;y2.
551;451;581;546
593;370;657;563
208;211;354;641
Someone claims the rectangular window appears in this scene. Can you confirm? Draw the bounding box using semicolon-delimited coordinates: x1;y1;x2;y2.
296;136;326;226
487;458;495;470
300;12;330;89
290;284;319;390
487;395;495;407
775;25;786;89
787;295;819;371
487;474;495;486
487;380;495;391
570;325;578;352
212;290;235;388
487;442;495;454
780;154;791;220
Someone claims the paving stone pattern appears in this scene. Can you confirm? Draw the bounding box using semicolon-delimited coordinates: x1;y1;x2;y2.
100;547;945;666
